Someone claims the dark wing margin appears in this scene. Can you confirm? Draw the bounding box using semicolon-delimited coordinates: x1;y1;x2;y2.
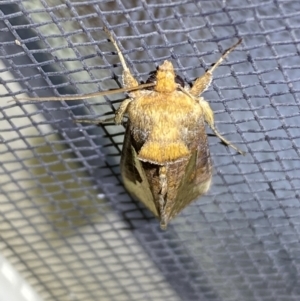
120;124;158;217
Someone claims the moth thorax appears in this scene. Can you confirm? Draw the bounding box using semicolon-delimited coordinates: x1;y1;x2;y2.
154;60;177;93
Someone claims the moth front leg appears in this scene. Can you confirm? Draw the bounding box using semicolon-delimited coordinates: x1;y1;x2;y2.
198;97;245;155
189;72;212;97
103;27;139;90
189;39;242;97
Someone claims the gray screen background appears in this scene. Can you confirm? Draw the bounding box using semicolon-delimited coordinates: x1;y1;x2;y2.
0;1;299;301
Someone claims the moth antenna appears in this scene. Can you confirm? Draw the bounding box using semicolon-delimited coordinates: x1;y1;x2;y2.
8;83;154;103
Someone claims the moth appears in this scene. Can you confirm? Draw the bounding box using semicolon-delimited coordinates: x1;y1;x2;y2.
11;28;244;229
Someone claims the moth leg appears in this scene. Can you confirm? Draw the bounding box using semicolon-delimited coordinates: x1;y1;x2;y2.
189;71;212;97
103;27;139;89
199;97;245;155
74;98;132;126
189;39;242;97
114;98;132;124
74;117;115;125
159;196;167;230
158;166;168;230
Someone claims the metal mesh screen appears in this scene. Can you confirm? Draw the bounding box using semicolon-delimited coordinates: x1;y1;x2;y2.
1;0;300;300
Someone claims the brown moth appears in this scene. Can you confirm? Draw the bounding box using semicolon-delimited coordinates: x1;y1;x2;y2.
101;29;244;229
11;28;244;229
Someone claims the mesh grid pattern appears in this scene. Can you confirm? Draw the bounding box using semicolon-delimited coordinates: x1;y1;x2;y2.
1;1;300;300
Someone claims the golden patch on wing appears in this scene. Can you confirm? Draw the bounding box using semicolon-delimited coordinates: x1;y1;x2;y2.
138;141;190;164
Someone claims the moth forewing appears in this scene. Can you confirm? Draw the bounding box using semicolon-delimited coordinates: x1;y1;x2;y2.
120;124;159;217
165;145;212;222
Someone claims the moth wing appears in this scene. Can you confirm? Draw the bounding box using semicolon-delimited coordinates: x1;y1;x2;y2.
167;144;212;220
120;125;158;217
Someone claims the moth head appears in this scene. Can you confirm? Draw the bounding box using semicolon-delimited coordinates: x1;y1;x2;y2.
145;70;185;87
154;60;177;93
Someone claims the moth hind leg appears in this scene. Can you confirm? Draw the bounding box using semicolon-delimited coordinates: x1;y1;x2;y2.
158;166;168;230
199;98;245;155
159;195;168;230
